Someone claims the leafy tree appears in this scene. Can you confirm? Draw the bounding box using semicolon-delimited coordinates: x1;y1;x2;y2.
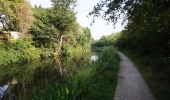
29;0;92;64
49;0;78;54
92;32;120;47
90;0;170;25
29;7;58;48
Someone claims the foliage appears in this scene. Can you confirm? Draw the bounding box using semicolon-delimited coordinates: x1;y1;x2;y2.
61;32;92;69
51;0;77;10
29;1;92;61
29;7;58;48
50;1;77;36
92;32;120;47
0;39;42;66
89;0;142;25
86;47;119;100
114;0;170;82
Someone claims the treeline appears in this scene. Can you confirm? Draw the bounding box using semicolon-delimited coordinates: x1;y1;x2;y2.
92;33;120;47
91;0;170;99
0;0;92;65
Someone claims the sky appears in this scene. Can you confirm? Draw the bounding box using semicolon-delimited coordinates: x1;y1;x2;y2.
29;0;125;40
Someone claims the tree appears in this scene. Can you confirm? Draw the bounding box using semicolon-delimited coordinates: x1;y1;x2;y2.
29;7;58;48
90;0;170;25
50;0;77;54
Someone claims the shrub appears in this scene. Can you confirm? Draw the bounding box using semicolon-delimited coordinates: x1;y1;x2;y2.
0;39;42;66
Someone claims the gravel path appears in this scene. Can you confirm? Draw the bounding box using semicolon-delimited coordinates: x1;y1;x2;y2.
114;52;155;100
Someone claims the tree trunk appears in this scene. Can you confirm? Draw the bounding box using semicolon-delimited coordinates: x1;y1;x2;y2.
56;35;64;54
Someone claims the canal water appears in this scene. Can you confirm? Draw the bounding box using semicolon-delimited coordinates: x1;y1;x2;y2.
0;54;98;99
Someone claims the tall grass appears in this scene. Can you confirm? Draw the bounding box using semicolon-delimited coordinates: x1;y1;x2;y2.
86;47;120;100
30;63;97;100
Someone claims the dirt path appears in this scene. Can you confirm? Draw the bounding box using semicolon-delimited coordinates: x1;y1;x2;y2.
114;52;155;100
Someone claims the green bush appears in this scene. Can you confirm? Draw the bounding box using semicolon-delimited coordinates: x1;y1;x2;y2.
0;39;42;66
98;46;119;66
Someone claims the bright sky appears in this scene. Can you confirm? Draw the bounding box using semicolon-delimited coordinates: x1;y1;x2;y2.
28;0;124;40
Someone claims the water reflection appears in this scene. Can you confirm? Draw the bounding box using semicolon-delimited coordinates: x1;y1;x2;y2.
0;54;93;99
90;55;98;61
0;59;62;100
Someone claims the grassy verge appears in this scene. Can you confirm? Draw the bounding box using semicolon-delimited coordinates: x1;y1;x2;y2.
86;47;120;100
121;50;170;100
86;59;119;100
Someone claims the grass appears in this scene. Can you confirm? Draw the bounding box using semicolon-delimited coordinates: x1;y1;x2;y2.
121;50;170;100
30;64;97;100
86;62;119;100
85;47;120;100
